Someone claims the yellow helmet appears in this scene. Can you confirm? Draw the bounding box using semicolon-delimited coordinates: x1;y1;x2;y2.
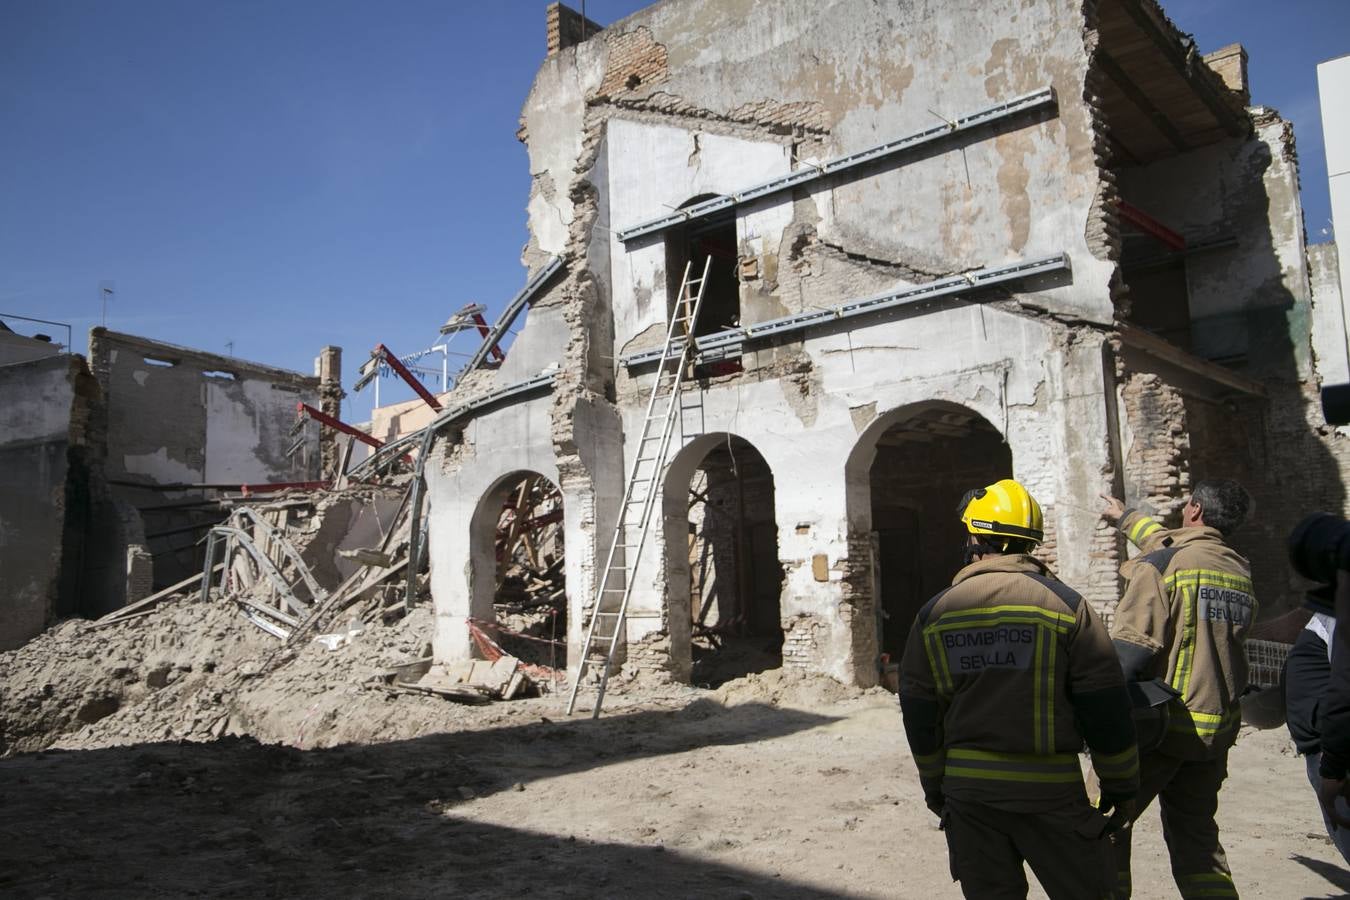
959;478;1044;546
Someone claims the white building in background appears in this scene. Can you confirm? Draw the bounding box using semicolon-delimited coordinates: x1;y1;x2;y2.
1314;55;1350;386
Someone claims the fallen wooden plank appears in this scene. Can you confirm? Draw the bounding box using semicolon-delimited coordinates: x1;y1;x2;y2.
367;681;491;705
94;563;225;624
87;609;158;630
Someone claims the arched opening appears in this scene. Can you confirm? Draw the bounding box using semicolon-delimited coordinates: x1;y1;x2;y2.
469;471;567;670
666;194;741;375
862;404;1012;676
672;434;783;686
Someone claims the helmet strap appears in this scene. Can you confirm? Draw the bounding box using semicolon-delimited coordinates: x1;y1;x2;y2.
962;536;1005;565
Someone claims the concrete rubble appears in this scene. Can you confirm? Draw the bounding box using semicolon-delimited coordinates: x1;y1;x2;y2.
4;0;1350;716
3;4;1350;892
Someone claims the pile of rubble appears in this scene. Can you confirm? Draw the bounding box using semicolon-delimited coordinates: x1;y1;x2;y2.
0;475;568;757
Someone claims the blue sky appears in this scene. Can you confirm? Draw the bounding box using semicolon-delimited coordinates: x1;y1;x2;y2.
2;0;1345;422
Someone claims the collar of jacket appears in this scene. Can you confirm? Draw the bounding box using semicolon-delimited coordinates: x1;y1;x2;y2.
950;553;1050;586
1160;525;1229;549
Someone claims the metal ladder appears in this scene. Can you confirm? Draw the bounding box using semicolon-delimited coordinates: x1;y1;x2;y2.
566;256;711;718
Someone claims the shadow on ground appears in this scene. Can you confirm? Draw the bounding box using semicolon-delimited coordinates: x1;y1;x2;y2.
0;700;854;898
1293;851;1350;900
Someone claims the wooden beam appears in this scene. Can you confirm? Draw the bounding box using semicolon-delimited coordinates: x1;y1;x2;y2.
1115;323;1267;398
1097;48;1189;153
94;563;226;624
1117;0;1248;138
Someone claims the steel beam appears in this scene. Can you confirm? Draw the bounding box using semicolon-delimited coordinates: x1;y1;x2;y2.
621;253;1070;368
460;256;565;374
614;88;1057;243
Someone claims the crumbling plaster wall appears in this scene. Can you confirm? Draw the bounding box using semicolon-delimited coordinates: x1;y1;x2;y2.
490;0;1126;685
88;329;326;589
90;329;322;489
425;394;604;664
0;356;78;649
0;355;123;648
622;309;1116;685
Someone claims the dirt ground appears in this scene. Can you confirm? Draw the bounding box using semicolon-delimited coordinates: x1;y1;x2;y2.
1;599;1347;898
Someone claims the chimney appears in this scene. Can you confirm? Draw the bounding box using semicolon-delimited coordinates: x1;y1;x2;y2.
1202;44;1249;106
547;3;603;57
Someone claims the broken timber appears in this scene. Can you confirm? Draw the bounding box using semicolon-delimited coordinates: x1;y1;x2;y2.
614;87;1057;242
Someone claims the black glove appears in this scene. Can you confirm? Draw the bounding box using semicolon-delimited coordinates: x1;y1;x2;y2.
1097;791;1135;836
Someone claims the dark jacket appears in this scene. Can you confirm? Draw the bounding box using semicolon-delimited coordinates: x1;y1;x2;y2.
1284;621;1331;755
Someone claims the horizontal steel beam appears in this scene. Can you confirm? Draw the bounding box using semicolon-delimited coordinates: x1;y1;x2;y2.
621;253;1070;368
614;87;1057;243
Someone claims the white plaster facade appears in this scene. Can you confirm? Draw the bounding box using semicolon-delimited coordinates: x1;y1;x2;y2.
422;0;1324;687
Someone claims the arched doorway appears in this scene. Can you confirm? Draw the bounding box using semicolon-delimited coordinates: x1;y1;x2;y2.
665;433;783;686
853;403;1012;675
470;471;567;670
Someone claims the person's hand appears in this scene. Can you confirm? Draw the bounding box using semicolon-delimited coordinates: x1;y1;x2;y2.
924;787;945;818
1097;791;1135;835
1318;777;1350;829
1100;494;1126;525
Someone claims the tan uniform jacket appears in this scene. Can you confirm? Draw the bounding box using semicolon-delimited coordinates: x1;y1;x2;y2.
899;554;1139;812
1114;510;1255;758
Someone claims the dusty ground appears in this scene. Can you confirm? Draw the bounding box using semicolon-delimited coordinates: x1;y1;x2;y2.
1;599;1347;898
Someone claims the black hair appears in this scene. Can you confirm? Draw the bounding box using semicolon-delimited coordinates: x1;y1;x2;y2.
1191;479;1252;536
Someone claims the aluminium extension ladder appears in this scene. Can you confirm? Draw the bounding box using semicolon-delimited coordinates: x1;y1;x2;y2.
565;256;711;718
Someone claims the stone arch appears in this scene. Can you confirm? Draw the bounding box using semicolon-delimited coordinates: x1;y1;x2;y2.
844;401;1013;684
661;431;784;685
466;468;566;665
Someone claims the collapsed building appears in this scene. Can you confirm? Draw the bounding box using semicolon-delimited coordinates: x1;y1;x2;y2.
408;0;1349;694
0;323;341;650
5;0;1347;710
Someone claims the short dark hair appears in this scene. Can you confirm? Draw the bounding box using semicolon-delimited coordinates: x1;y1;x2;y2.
1191;479;1252;536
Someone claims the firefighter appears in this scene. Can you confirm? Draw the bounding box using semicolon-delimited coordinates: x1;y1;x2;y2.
900;479;1138;900
1102;480;1254;899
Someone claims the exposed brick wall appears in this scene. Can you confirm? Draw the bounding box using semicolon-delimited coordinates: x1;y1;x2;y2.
546;3;601;57
1119;372;1191;520
1117;359;1350;618
595;27;669;100
781;613;827;669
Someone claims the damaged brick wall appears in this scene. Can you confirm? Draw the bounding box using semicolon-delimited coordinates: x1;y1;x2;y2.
1117;357;1350;618
1118;371;1191;520
595;26;668;100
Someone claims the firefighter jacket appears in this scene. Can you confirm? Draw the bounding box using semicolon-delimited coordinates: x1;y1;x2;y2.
899;553;1139;812
1114;510;1255;759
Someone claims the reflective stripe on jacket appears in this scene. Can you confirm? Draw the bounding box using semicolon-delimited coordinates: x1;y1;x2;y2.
899;554;1138;811
1115;511;1254;757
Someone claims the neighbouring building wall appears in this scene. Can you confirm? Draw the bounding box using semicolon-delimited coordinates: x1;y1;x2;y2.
0;356;76;648
88;329;328;586
1309;242;1347;386
1320;56;1350;332
0;330;63;366
0;354;123;649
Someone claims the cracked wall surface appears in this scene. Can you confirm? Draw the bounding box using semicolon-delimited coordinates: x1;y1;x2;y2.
425;0;1330;686
89;329;327;587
